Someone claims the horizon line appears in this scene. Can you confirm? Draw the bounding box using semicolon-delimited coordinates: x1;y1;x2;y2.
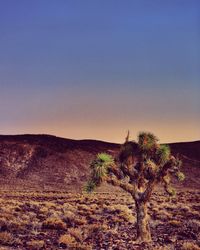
0;132;199;145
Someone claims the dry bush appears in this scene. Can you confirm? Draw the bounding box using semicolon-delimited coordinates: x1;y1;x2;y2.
87;223;109;235
103;204;135;223
78;209;92;216
42;201;56;209
39;206;49;215
58;233;93;249
77;204;90;211
63;203;76;213
153;209;170;221
42;216;66;230
58;234;76;248
0;212;14;221
62;211;76;226
62;210;87;226
87;214;99;223
74;216;87;226
8;219;27;232
153;247;171;250
89;203;98;211
169;220;182;227
117;208;135;223
111;216;124;224
181;241;200;250
188;210;200;220
177;204;191;212
68;227;87;242
26;240;45;250
73;243;93;250
27;211;37;220
0;232;15;246
31;221;42;232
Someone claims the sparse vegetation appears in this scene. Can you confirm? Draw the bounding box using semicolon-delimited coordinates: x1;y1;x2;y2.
0;189;199;249
181;241;200;250
58;234;76;248
26;240;45;250
42;216;66;230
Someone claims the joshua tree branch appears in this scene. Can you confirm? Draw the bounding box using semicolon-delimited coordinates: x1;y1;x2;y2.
107;164;124;180
105;176;135;195
158;156;179;179
120;162;139;184
141;179;156;202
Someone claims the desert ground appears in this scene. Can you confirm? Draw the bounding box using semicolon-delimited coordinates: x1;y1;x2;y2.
0;188;199;250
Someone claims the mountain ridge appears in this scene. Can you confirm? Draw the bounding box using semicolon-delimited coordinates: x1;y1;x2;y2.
0;134;199;191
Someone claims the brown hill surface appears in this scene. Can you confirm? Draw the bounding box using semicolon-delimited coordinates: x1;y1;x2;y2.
169;141;200;189
0;134;119;191
170;140;200;161
0;134;199;191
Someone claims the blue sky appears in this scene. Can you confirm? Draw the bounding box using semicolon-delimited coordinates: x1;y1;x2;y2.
0;1;199;142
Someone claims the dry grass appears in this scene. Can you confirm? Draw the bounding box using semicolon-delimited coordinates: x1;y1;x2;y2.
26;240;45;250
169;219;182;227
181;241;200;250
0;232;15;246
0;189;199;249
58;234;76;247
42;216;66;230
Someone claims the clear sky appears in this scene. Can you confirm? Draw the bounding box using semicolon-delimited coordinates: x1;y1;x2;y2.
0;1;199;143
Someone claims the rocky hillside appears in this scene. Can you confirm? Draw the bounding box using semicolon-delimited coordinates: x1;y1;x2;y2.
0;135;119;191
0;134;199;191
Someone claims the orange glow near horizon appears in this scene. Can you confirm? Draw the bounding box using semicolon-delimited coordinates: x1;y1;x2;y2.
2;119;199;144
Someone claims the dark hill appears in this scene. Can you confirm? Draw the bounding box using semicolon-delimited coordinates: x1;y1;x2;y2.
170;141;200;162
0;134;119;191
0;134;199;191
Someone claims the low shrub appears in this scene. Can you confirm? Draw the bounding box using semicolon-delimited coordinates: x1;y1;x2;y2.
181;241;200;250
42;217;66;230
26;240;45;250
0;232;15;246
58;234;76;248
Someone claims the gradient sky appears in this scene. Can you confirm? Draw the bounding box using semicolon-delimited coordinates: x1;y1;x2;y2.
0;1;199;143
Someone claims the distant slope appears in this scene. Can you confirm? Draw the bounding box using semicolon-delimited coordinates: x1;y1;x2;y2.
0;134;199;191
0;134;119;191
169;141;200;162
0;134;119;153
169;141;200;189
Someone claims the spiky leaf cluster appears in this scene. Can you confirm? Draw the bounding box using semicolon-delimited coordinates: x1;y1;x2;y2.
89;153;114;185
155;144;171;165
138;132;158;158
176;171;185;181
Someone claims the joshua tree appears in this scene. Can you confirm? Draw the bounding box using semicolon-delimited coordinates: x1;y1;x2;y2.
86;132;185;242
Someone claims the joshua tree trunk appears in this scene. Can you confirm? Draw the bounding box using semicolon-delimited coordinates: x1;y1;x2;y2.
135;200;151;242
